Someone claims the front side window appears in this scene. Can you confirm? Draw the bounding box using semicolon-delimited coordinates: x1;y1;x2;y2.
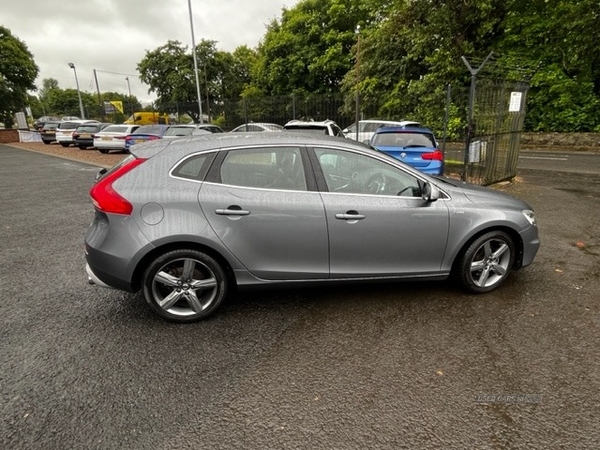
314;148;421;197
220;147;307;191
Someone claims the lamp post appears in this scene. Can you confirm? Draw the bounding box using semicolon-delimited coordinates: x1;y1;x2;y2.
354;25;361;141
68;62;85;119
187;0;204;123
125;76;134;118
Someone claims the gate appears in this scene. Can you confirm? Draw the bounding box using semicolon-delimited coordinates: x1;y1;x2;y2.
458;55;531;185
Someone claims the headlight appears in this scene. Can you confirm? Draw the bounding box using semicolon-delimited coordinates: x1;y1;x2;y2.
522;210;537;226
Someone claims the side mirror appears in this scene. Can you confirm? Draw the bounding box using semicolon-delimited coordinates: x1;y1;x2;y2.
421;182;440;202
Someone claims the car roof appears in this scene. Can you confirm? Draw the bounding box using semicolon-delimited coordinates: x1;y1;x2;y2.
284;119;335;126
129;130;370;160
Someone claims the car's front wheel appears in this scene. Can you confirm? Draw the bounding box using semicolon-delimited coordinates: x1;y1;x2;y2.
60;143;69;147
455;231;515;293
142;249;228;322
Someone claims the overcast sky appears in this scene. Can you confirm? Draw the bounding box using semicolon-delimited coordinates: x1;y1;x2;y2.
3;0;298;105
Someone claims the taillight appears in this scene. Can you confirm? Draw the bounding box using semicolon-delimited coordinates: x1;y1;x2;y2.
73;133;79;139
148;136;160;141
115;136;125;140
89;158;147;215
422;149;443;161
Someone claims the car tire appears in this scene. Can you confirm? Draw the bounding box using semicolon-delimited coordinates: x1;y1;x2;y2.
60;143;69;147
455;231;515;293
142;249;228;323
43;140;51;145
98;148;109;154
79;145;87;150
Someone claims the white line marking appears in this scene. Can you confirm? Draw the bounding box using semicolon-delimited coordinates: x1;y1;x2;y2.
519;156;568;161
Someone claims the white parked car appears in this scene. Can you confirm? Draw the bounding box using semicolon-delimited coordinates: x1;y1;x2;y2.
283;119;345;137
93;124;141;153
344;120;421;143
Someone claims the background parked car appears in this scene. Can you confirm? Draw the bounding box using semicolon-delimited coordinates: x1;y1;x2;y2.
230;122;283;132
344;120;421;142
40;121;62;144
369;125;443;175
55;120;100;147
73;123;112;149
93;124;141;153
124;124;171;152
283;119;345;137
33;116;61;131
162;124;224;139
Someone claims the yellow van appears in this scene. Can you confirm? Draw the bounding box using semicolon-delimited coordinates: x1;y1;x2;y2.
124;112;170;126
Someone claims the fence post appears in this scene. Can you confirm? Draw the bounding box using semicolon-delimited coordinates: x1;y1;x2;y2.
461;52;493;181
442;83;451;175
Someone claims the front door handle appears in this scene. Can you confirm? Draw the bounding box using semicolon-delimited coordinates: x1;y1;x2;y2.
335;211;366;221
215;206;250;216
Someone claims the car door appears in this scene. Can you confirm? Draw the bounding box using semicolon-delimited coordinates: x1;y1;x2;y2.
311;147;449;278
199;146;329;280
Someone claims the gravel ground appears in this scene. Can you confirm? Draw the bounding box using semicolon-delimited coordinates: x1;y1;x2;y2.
5;142;126;168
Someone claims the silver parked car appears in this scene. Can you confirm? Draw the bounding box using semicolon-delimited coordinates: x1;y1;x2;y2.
85;133;539;322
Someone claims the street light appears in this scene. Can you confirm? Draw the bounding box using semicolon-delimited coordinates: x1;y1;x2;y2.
68;62;85;119
187;0;204;123
125;76;134;118
354;25;361;141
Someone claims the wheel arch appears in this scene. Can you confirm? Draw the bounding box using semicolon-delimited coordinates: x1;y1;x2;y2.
451;225;524;274
130;240;237;293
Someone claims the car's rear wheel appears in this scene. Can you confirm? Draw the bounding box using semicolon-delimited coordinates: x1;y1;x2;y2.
142;249;227;322
60;143;69;147
455;231;515;293
78;145;87;150
98;148;109;154
43;140;51;145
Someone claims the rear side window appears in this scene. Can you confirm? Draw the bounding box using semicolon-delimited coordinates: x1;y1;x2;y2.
171;153;215;181
219;147;307;191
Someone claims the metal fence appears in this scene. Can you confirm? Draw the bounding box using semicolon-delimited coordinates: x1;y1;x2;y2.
159;76;529;186
456;78;529;185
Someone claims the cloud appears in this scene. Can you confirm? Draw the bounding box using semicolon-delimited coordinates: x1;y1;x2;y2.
3;0;296;104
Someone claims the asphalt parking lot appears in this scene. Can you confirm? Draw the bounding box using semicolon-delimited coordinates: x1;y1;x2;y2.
1;144;599;449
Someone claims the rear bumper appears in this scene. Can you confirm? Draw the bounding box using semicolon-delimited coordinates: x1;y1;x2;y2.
86;263;113;289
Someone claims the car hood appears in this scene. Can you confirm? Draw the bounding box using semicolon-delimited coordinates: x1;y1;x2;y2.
433;176;532;209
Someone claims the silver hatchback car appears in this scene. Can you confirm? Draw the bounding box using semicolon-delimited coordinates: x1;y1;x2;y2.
85;133;539;322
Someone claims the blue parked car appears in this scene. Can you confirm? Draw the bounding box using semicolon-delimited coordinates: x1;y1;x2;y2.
369;126;443;175
124;124;171;152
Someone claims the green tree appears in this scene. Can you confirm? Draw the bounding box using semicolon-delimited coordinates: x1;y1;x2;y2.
497;0;600;131
137;39;249;122
341;0;507;136
0;26;39;127
251;0;386;96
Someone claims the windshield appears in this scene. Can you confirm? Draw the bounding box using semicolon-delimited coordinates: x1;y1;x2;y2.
163;126;194;137
372;132;435;148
